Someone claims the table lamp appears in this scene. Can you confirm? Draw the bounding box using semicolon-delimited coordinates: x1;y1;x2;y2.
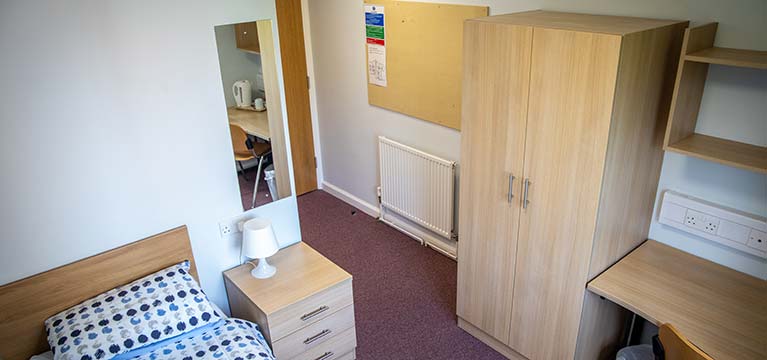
241;218;279;279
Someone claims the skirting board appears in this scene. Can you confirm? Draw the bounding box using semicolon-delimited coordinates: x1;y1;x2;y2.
321;181;457;259
321;181;380;218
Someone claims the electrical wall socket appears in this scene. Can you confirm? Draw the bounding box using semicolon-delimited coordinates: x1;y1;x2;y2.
684;209;700;227
684;209;719;235
219;213;251;239
219;222;234;237
705;220;719;234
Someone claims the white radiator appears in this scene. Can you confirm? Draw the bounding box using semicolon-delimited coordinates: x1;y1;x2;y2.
378;136;456;247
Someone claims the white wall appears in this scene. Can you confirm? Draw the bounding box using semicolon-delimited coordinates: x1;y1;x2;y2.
306;0;766;278
0;0;302;312
214;24;264;108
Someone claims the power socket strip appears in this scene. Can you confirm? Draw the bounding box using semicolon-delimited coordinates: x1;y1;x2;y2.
659;191;767;259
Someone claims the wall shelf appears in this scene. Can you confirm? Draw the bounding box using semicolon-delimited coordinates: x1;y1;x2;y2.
234;22;261;54
685;47;767;69
666;134;767;173
664;23;767;174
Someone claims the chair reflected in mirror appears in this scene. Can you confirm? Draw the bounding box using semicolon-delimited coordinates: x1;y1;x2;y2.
229;124;272;209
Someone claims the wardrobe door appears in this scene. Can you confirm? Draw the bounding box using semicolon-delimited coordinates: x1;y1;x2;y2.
508;28;621;359
456;21;532;343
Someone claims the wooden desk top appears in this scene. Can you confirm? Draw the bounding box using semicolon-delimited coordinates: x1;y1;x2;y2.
588;240;767;360
227;106;270;141
223;242;352;315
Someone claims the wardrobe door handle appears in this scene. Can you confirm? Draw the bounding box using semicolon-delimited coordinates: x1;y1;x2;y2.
523;178;531;209
508;174;516;202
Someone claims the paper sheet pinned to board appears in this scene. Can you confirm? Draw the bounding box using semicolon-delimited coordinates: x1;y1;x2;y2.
367;44;387;87
365;5;387;87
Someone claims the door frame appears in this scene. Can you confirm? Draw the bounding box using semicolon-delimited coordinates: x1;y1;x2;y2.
275;0;319;196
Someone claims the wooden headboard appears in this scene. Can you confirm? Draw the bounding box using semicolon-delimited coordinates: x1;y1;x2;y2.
0;226;197;360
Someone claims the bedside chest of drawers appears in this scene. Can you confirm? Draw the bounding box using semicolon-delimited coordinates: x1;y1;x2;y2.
224;242;356;360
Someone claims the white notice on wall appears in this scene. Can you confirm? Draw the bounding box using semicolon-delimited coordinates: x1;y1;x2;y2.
365;5;386;87
367;44;387;87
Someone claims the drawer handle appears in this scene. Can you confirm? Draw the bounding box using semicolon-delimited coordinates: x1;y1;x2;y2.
304;329;332;345
313;351;334;360
301;305;330;321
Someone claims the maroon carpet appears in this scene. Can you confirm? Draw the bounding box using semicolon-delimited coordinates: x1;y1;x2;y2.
298;190;505;360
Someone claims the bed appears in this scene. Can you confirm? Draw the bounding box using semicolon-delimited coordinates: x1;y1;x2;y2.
0;226;275;360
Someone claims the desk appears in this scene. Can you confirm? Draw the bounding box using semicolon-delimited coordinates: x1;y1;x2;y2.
228;106;270;141
588;240;766;360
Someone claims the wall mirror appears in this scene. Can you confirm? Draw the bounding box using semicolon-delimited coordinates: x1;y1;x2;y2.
214;19;292;210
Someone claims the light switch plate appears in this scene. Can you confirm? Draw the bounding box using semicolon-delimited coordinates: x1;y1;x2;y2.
659;201;686;223
718;220;751;244
747;229;767;252
659;190;767;259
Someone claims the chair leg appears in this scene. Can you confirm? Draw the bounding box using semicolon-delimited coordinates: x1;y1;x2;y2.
237;161;249;182
251;156;264;209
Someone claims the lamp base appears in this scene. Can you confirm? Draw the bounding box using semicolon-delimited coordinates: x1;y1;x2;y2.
251;257;276;279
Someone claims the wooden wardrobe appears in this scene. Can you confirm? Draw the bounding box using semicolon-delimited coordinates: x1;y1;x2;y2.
456;11;688;360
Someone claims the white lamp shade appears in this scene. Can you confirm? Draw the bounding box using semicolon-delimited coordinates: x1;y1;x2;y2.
242;218;279;259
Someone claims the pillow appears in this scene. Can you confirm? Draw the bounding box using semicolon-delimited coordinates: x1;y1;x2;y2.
45;261;221;360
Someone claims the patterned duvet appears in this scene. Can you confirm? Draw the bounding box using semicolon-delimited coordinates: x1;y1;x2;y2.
121;319;274;360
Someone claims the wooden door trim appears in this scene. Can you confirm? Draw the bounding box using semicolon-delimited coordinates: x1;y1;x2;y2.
275;0;318;195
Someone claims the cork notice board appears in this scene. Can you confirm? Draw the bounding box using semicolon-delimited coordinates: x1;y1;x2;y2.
364;0;488;130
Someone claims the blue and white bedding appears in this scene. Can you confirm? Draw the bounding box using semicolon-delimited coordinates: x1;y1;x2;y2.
116;318;274;360
41;261;274;360
36;319;274;360
46;261;223;360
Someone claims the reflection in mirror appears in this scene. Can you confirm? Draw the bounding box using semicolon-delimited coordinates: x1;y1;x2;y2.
214;20;292;210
